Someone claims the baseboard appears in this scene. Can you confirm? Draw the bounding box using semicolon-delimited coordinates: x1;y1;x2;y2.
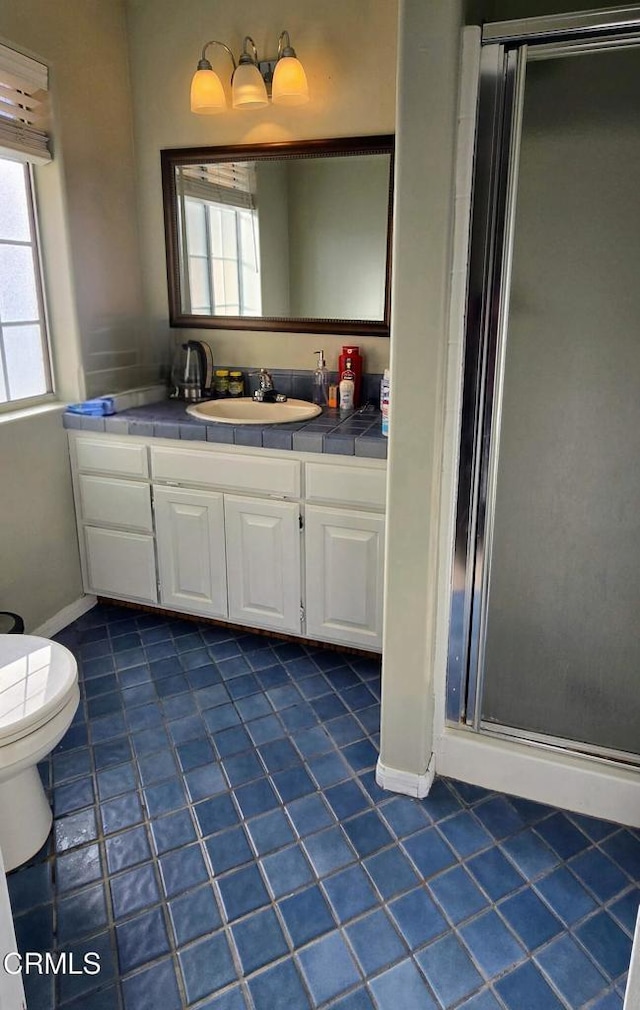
437;726;640;830
375;755;435;799
32;595;97;638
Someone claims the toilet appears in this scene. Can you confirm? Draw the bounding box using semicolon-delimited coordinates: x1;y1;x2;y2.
0;635;79;872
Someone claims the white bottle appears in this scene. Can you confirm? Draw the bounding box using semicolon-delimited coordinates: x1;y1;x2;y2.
380;369;390;436
339;358;355;414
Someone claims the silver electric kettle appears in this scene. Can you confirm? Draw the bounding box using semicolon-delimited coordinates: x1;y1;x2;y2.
170;340;213;400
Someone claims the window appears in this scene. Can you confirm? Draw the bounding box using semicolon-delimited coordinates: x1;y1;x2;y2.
178;161;262;317
0;158;51;405
184;197;261;316
0;42;52;408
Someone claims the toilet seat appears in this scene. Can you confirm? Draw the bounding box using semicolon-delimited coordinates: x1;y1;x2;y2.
0;635;78;747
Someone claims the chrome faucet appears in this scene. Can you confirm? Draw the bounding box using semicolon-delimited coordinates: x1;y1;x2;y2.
257;369;274;391
252;369;288;403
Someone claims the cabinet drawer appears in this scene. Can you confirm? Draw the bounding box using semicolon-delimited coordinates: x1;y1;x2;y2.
84;527;157;603
78;475;153;532
75;438;149;478
151;446;300;498
305;462;386;509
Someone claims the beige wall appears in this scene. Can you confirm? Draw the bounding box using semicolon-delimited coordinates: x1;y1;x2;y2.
0;0;153;398
125;0;397;375
467;0;631;20
256;162;291;316
0;0;147;629
288;155;389;320
0;410;82;631
379;0;464;778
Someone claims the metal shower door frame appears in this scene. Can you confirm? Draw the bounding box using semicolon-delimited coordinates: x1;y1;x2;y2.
447;7;640;761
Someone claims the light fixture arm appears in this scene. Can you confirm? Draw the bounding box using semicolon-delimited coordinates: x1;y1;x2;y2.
197;39;237;73
277;30;297;59
239;36;260;66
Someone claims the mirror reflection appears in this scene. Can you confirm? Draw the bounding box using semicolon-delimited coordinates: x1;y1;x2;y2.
162;137;394;336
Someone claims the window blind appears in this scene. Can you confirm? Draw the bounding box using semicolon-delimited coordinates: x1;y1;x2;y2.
0;42;51;165
178;162;256;210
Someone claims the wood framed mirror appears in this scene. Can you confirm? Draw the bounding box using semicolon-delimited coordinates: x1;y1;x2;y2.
161;135;394;337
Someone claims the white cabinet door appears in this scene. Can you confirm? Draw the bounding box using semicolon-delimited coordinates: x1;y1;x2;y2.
225;496;301;634
84;527;157;603
305;505;385;651
154;485;227;619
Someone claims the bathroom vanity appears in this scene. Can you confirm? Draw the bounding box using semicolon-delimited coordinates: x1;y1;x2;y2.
67;429;387;653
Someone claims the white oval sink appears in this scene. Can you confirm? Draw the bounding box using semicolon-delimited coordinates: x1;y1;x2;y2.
187;397;322;425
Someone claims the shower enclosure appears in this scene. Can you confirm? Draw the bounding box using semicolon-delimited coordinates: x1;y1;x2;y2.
448;8;640;764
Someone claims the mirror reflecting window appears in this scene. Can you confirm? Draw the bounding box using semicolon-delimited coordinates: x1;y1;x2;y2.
161;136;394;336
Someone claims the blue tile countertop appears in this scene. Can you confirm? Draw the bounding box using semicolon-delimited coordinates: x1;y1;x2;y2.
62;400;388;460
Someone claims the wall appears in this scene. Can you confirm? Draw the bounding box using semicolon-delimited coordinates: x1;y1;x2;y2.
0;0;154;398
0;408;82;631
378;0;463;783
0;0;148;629
256;162;291;317
467;0;634;20
288;155;389;320
125;0;398;375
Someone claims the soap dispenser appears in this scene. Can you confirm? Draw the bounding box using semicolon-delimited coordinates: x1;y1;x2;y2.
312;350;329;406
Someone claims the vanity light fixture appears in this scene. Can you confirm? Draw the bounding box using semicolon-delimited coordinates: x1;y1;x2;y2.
190;30;308;115
232;37;269;110
271;32;309;107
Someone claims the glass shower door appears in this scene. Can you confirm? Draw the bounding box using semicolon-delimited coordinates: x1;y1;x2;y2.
453;39;640;759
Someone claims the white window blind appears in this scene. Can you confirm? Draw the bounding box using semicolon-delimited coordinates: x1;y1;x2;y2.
178;162;256;210
0;43;51;165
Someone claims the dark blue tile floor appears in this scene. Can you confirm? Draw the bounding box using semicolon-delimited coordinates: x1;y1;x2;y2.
8;603;638;1009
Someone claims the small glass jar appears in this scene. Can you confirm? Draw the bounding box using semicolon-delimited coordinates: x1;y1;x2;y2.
214;369;230;396
228;370;245;397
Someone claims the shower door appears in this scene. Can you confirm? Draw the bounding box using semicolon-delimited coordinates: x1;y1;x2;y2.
449;12;640;761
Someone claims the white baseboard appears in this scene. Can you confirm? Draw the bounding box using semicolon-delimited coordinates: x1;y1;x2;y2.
437;726;640;830
32;595;97;638
376;755;436;799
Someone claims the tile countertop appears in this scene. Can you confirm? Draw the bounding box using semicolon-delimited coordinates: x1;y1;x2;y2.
62;399;388;460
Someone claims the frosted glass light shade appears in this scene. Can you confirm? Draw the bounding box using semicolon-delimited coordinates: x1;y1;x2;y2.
232;63;269;110
190;69;227;114
272;56;309;106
